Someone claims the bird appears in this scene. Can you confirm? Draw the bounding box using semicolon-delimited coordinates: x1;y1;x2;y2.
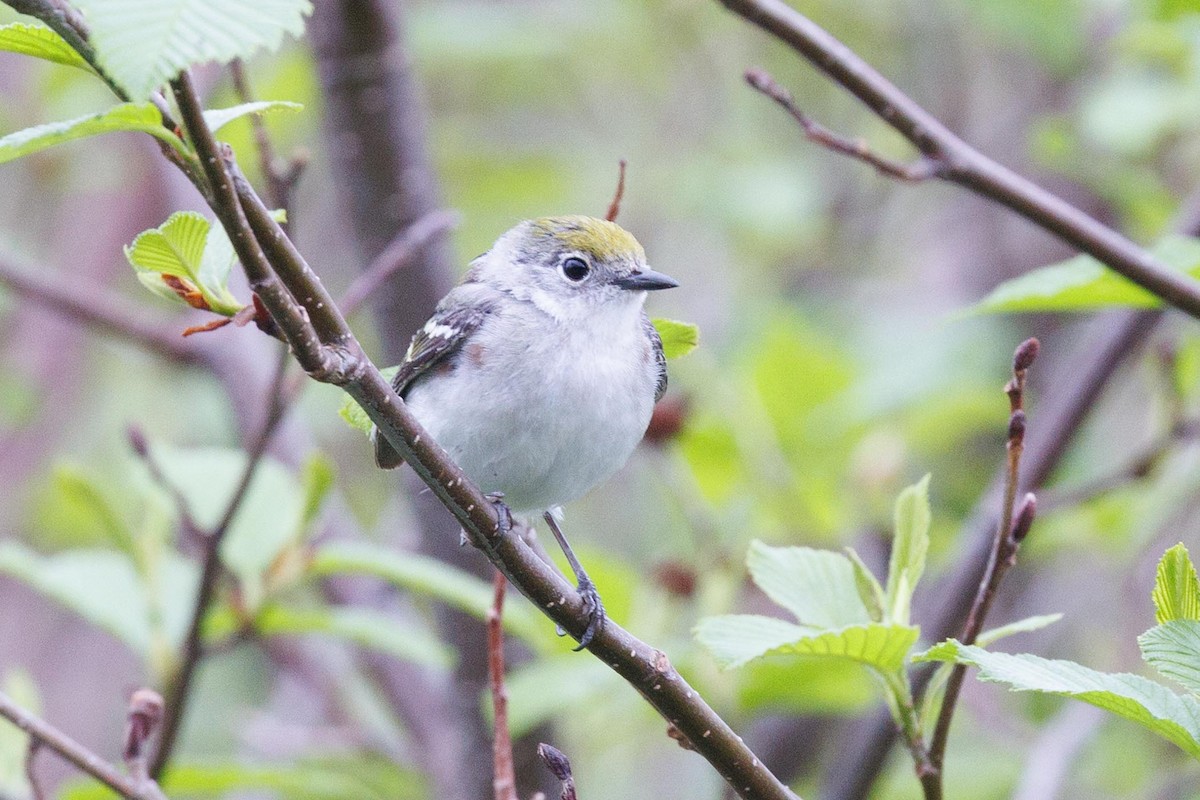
371;215;678;648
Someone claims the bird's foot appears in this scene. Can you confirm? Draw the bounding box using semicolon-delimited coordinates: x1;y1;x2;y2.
484;491;513;536
573;576;606;651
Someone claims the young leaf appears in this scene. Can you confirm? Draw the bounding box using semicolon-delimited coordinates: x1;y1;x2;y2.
917;640;1200;760
844;547;885;623
125;211;242;314
1152;543;1200;624
970;235;1200;314
884;474;931;625
204;100;303;134
0;23;94;72
72;0;313;101
1139;621;1200;695
976;613;1063;647
339;367;400;435
746;540;871;629
309;540;542;644
652;318;700;359
695;614;919;671
0;103;188;164
254;605;453;669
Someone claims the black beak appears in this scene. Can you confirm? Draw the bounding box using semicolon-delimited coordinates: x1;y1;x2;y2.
614;269;679;291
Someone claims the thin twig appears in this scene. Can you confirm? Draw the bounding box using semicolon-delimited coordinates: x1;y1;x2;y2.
0;256;207;366
0;691;165;800
605;159;628;222
228;60;307;221
150;347;293;778
538;743;578;800
488;571;518;800
926;340;1042;783
745;69;940;182
339;209;459;317
721;0;1200;320
24;739;45;800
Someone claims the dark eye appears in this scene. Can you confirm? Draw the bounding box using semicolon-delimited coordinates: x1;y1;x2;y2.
561;256;590;282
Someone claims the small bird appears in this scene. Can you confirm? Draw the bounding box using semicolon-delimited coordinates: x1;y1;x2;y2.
372;215;677;648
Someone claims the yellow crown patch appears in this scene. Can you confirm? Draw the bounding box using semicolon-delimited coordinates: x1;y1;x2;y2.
529;216;645;263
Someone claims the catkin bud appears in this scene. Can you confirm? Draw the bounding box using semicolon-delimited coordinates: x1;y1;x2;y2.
538;743;573;781
1011;493;1037;542
1008;410;1026;445
1013;338;1040;372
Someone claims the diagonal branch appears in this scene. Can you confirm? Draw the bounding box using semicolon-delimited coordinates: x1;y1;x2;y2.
720;0;1200;320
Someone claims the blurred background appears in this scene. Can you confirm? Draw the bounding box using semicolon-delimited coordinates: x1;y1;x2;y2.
2;0;1200;798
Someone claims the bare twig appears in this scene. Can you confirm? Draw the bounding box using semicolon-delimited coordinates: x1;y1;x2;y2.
150;348;293;778
0;256;206;366
926;340;1042;784
745;69;940;182
488;571;518;800
605;159;628;222
229;59;307;220
721;0;1200;320
339;209;459;318
538;743;578;800
25;739;45;800
0;690;165;800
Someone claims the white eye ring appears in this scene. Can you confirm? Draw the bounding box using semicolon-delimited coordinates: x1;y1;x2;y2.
560;256;591;282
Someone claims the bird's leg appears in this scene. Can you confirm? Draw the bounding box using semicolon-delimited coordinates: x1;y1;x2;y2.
542;511;605;650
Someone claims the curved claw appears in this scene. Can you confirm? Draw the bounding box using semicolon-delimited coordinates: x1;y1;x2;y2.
484;491;513;536
573;577;606;651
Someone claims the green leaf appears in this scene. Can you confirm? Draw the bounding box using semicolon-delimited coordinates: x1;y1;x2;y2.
298;454;335;529
1140;621;1200;695
0;542;198;657
253;605;453;669
61;756;425;800
0;22;94;72
970;236;1200;314
917;640;1200;760
844;547;885;623
125;212;242;314
885;475;931;625
652;317;699;359
73;0;313;101
695;614;919;671
309;540;542;644
0;103;187;164
746;540;871;628
976;613;1063;647
339;367;399;435
1153;543;1200;624
148;445;305;609
203;100;303;134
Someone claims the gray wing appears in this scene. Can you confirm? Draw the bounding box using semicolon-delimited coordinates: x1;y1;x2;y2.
643;312;668;402
373;287;496;468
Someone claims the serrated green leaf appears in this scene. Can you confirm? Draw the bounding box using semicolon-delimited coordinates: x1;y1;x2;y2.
61;755;425;800
204;100;303;134
339;367;399;436
695;614;919;670
916;640;1200;760
253;605;453;669
125;211;242;314
0;22;94;72
652;317;699;359
0;542;198;657
1153;543;1200;624
746;540;871;628
1140;621;1200;695
970;236;1200;314
309;540;541;644
976;613;1063;647
73;0;313;101
844;547;885;623
0;103;187;164
885;474;931;626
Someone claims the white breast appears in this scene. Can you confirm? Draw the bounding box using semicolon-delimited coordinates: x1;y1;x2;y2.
404;296;658;515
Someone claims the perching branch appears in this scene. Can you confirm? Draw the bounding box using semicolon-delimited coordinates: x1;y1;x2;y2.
720;0;1200;320
164;70;797;800
0;690;167;800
